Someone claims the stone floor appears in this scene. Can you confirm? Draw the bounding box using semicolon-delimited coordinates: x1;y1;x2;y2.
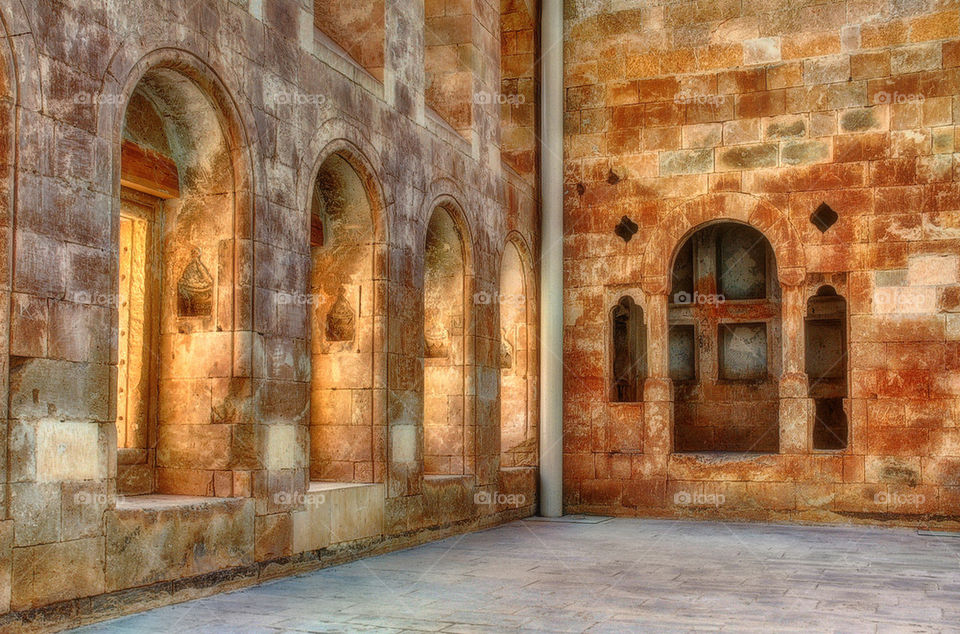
74;518;960;633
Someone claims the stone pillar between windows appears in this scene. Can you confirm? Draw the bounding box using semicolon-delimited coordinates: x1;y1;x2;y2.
779;282;813;454
643;291;673;463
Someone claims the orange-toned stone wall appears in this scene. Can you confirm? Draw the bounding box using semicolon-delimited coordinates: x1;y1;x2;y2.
563;0;960;523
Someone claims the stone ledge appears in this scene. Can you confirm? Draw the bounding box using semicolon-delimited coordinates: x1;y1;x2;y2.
425;107;473;153
115;494;246;512
423;473;475;484
311;27;384;99
306;481;378;492
292;482;385;554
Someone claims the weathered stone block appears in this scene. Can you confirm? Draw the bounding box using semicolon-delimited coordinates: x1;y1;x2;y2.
105;497;254;591
658;149;713;176
12;537;104;610
716;143;778;171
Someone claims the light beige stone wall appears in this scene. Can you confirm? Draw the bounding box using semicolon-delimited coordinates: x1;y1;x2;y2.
0;0;539;626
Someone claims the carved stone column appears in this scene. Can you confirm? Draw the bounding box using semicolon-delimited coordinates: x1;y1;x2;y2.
779;281;813;454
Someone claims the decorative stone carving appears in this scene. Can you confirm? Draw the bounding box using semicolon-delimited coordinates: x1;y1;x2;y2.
325;286;356;342
500;330;513;369
177;247;213;317
425;322;449;358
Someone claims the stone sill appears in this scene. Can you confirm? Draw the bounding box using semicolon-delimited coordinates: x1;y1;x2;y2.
115;494;246;513
307;481;379;493
672;452;779;465
423;474;474;484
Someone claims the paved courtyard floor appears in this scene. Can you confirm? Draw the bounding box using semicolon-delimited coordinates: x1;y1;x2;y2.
75;517;960;633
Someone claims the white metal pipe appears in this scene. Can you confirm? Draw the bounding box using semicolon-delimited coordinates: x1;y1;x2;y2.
539;0;564;518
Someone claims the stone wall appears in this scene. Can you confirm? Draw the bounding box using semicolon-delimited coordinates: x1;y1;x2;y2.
563;0;960;524
0;0;539;627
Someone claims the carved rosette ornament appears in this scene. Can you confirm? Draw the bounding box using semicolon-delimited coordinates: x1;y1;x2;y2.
177;247;213;317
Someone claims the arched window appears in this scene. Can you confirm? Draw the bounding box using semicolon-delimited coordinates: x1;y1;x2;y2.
423;206;470;475
610;296;645;403
806;286;848;450
669;222;781;453
309;153;378;483
499;241;536;467
117;66;240;496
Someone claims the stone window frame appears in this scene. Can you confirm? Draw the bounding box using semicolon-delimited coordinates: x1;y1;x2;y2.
666;221;783;453
604;286;647;405
639;193;813;457
804;282;851;454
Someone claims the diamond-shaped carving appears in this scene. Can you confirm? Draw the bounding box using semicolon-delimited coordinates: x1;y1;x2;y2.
811;202;838;233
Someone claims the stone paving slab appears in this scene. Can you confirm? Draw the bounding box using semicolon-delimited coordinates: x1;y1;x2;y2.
72;518;960;633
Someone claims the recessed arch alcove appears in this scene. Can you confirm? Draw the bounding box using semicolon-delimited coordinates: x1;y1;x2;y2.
640;192;809;457
307;145;385;483
422;201;475;476
499;235;537;467
668;221;782;452
111;53;251;497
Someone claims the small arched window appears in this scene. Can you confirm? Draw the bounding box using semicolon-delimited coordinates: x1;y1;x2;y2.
610;296;646;403
805;286;848;450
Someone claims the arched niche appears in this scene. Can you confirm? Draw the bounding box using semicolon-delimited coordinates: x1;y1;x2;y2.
116;63;243;496
668;221;782;453
308;150;381;482
499;238;536;467
610;296;646;403
805;285;849;451
423;204;472;476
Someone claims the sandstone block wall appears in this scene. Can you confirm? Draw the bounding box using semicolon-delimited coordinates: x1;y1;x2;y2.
0;0;540;627
563;0;960;524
